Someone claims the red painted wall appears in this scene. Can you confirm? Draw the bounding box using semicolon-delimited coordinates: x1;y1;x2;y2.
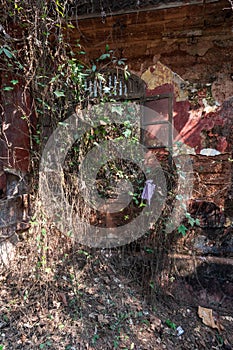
145;83;232;154
0;75;36;195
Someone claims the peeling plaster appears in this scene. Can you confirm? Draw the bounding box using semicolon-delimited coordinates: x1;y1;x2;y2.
180;40;213;57
140;61;233;155
141;61;188;101
212;73;233;104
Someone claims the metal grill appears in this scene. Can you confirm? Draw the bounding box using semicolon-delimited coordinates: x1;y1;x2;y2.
85;69;145;100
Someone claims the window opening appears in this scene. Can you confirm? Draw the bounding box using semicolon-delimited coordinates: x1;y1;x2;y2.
85;70;173;160
141;93;173;155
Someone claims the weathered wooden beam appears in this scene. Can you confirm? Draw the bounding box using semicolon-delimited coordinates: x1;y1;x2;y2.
69;0;220;20
169;253;233;266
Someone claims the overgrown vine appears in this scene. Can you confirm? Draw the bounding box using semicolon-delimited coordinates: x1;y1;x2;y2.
0;1;133;276
0;0;198;295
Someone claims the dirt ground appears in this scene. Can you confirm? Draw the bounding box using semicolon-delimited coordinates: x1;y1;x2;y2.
0;228;233;350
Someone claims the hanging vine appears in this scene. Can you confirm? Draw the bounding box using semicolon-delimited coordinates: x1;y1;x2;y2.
0;0;127;160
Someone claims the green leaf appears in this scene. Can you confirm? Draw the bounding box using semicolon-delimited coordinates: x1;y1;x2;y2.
165;319;177;330
98;53;110;61
41;228;46;236
118;58;127;65
67;23;75;29
195;218;200;226
178;224;188;236
111;104;123;115
3;86;14;91
58;122;69;126
16;62;24;70
144;247;153;253
149;281;155;289
91;333;99;344
11;79;19;85
216;334;224;346
123;129;131;138
50;75;59;83
96;73;106;82
54;90;65;97
124;66;130;79
103;86;111;93
105;44;109;52
3;47;13;58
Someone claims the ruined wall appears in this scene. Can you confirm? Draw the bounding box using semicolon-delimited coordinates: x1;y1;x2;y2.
0;76;35;194
70;0;233;79
141;62;233;154
0;74;35;262
67;0;233;263
69;0;233;152
1;0;233;252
